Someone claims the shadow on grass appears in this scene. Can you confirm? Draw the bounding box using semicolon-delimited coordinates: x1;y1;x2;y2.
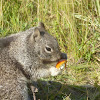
29;80;100;100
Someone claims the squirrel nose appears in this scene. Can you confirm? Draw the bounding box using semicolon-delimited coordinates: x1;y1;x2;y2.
61;53;67;60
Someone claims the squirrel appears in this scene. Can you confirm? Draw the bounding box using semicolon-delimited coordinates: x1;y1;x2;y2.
0;22;67;100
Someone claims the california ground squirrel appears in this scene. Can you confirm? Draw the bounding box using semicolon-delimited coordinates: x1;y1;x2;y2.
0;22;67;100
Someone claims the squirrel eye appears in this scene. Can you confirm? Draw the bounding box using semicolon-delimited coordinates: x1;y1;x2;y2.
45;46;52;53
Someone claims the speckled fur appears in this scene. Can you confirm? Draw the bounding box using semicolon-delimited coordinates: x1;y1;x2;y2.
0;23;65;100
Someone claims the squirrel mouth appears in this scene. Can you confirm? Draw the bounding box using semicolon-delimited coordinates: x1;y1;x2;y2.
42;59;67;70
42;59;59;64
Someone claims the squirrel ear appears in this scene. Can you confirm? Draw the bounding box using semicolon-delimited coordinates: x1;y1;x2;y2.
33;27;40;42
38;22;45;30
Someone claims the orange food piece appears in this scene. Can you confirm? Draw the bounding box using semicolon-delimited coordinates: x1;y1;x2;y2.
56;59;67;69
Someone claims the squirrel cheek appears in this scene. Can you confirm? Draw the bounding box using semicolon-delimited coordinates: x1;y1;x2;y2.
49;67;61;76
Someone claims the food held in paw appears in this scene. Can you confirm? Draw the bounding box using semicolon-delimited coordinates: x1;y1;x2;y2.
56;59;67;69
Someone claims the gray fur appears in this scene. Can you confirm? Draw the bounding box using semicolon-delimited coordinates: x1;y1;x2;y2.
0;22;66;100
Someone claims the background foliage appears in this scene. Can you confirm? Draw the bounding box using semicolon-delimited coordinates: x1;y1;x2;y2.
0;0;100;100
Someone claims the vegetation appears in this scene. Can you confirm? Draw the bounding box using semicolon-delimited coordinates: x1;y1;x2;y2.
0;0;100;100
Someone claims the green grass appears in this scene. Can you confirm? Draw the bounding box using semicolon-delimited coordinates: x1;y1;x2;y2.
0;0;100;100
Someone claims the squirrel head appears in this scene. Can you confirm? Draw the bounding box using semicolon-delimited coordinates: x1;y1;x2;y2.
29;22;67;63
34;22;61;62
